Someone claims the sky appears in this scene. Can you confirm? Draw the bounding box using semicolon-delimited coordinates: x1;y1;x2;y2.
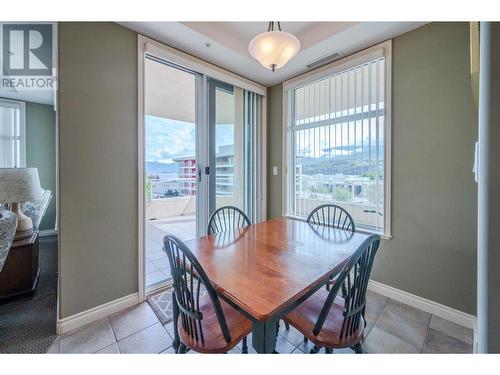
145;114;384;164
145;115;234;164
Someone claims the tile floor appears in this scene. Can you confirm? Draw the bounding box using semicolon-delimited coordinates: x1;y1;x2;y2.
145;215;196;288
46;290;473;354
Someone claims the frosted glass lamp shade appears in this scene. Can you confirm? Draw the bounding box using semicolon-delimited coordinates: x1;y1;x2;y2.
0;168;43;203
248;31;300;71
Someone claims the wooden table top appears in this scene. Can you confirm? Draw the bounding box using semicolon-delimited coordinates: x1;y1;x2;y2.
185;217;369;321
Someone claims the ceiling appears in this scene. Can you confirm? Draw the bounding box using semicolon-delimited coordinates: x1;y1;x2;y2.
145;57;235;124
121;21;427;86
0;89;54;106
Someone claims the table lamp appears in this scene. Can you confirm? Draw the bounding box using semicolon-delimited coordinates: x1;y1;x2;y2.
0;168;43;240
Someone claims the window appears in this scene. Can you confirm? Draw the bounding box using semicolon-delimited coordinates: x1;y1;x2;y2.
0;99;26;168
284;42;391;236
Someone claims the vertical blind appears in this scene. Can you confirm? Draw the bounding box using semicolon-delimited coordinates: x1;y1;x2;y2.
244;90;264;223
0;100;24;168
289;57;386;233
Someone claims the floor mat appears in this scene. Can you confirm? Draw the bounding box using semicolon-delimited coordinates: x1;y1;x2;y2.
147;285;207;326
146;287;175;325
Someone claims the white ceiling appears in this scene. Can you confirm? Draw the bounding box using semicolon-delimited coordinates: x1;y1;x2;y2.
0;89;54;106
121;21;427;86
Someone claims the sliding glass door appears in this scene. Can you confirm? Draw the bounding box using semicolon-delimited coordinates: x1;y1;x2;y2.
144;56;200;290
142;54;265;293
209;81;247;217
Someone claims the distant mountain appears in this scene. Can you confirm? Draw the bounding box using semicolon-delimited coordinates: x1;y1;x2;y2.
297;144;384;176
146;161;178;173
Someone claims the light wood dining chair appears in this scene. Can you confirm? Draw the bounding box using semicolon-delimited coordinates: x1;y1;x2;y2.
207;206;251;235
283;234;380;354
164;235;252;353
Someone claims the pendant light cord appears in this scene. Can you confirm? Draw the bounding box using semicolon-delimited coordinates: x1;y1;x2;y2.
267;22;282;32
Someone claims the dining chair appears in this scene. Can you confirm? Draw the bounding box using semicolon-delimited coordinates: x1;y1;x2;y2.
164;234;252;353
306;204;356;304
207;206;251;235
283;234;380;354
288;204;357;341
306;204;356;233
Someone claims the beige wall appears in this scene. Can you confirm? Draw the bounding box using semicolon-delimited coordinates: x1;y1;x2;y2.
267;22;477;314
58;23;138;318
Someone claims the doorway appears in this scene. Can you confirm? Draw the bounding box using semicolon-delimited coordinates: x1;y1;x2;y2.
140;42;266;296
143;57;200;290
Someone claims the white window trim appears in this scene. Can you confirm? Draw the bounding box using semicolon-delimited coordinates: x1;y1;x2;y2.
281;40;392;239
0;97;26;168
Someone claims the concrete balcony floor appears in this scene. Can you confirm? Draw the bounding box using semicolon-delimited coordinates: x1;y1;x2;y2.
145;215;196;288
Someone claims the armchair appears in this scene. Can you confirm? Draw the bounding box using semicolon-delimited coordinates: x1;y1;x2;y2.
0;210;17;272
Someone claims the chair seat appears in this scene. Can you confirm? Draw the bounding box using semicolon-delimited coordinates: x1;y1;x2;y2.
284;288;364;349
178;294;252;353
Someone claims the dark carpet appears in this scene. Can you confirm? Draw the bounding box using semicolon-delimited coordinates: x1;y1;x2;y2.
0;235;58;353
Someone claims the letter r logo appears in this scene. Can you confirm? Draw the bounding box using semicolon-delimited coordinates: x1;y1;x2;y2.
2;24;52;76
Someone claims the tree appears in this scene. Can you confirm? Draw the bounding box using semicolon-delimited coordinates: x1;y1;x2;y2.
145;174;153;201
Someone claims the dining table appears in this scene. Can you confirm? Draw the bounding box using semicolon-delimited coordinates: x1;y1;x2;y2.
184;216;370;353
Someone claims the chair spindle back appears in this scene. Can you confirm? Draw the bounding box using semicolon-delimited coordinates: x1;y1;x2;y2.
164;235;231;344
207;206;251;235
306;204;356;233
312;234;380;340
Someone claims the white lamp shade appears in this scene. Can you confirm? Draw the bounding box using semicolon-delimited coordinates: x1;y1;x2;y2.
248;31;300;71
0;168;43;203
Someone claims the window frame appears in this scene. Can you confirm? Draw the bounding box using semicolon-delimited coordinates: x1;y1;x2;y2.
0;97;26;168
281;40;392;239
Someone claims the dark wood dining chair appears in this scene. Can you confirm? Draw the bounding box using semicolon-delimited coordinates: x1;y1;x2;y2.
164;235;252;353
305;203;357;323
207;206;251;235
287;205;357;340
283;234;380;354
306;204;356;233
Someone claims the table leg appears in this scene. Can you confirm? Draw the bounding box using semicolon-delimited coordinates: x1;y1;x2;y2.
252;319;278;353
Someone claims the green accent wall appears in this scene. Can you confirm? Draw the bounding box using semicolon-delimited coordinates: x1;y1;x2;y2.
267;84;283;219
58;22;138;318
25;102;57;231
267;22;477;314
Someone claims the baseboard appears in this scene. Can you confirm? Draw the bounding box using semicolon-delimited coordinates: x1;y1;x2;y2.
39;229;58;237
56;292;139;334
368;280;476;330
55;282;475;336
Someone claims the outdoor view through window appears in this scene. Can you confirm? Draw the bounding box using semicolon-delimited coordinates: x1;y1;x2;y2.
288;57;386;234
144;57;241;288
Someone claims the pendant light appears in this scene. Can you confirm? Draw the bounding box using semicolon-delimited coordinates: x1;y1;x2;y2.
248;22;300;72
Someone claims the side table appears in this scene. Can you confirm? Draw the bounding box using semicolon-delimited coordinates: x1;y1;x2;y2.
0;230;40;302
